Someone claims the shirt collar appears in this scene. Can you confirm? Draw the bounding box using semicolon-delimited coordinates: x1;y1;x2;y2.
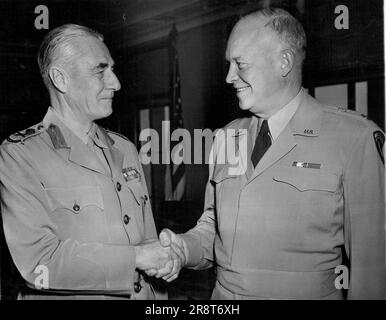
87;122;108;148
267;88;304;141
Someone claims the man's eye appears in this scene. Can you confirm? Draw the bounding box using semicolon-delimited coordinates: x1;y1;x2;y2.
237;62;246;69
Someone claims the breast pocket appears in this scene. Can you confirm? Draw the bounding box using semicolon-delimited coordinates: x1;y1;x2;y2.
273;168;339;193
123;178;146;207
210;166;240;232
210;166;239;200
45;186;104;214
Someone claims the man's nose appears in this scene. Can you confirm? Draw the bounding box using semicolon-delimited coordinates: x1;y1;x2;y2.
106;70;121;92
225;64;238;84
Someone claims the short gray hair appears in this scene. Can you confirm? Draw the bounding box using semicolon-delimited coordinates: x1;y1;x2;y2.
37;24;104;87
244;8;307;63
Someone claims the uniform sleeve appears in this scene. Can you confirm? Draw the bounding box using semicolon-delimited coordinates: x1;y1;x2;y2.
179;134;226;270
0;143;137;295
180;175;216;270
343;127;385;299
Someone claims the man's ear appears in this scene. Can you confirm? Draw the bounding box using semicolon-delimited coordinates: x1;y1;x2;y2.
280;49;295;77
48;66;69;93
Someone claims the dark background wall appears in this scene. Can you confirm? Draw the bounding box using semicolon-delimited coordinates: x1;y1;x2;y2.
111;0;384;209
0;0;384;299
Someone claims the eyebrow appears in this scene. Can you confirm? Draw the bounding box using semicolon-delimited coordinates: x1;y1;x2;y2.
92;62;111;71
224;56;242;62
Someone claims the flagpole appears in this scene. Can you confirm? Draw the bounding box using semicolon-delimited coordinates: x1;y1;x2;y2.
164;23;186;201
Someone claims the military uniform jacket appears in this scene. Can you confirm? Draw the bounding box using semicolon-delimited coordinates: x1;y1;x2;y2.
0;109;163;299
181;92;385;299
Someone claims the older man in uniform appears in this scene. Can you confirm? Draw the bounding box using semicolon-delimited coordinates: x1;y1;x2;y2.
157;8;385;299
0;24;178;299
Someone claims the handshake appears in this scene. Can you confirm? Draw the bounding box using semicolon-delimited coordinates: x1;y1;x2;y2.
134;229;187;282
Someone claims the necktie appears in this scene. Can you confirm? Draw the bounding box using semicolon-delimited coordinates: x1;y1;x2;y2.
251;120;271;167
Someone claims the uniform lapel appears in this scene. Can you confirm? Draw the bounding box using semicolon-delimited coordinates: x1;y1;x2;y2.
45;120;110;176
245;116;259;181
68;133;109;175
248;124;297;183
246;92;323;185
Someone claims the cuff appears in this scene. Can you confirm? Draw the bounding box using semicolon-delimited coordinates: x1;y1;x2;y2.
96;244;136;293
179;233;204;268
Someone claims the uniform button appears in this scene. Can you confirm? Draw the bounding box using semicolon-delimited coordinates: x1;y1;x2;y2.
116;182;121;192
123;215;130;225
73;204;80;212
134;282;142;293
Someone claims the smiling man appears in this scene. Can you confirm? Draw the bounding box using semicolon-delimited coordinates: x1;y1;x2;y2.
0;24;178;299
157;8;385;299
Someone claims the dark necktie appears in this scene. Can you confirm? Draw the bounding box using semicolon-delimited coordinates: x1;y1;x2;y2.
251;120;271;167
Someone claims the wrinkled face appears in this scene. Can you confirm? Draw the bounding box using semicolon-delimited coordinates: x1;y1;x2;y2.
225;18;284;118
64;36;121;123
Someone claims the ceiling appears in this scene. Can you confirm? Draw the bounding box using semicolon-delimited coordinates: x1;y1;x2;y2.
0;0;381;68
0;0;270;57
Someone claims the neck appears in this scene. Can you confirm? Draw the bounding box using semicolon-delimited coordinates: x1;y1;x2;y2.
49;91;92;132
257;83;301;119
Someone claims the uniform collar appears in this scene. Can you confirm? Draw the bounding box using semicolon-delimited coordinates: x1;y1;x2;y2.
87;122;109;149
246;91;324;184
42;107;115;149
267;88;303;141
289;91;323;137
43;107;91;144
42;107;121;177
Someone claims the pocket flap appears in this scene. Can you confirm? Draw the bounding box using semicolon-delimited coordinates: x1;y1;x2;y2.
273;169;338;192
124;179;144;205
211;166;239;184
45;186;104;212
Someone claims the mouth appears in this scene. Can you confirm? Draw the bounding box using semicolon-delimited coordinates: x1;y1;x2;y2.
102;92;114;99
235;86;250;93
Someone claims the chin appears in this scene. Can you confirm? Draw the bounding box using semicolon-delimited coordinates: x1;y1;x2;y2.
102;103;113;116
238;100;252;111
105;107;113;116
93;108;112;121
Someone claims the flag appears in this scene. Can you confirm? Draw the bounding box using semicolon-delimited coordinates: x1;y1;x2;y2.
165;25;186;201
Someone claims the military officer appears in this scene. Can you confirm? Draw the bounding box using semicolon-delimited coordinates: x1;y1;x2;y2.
156;8;385;299
0;24;178;299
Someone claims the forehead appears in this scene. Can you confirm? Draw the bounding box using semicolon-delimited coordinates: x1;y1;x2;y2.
71;36;113;67
225;17;277;60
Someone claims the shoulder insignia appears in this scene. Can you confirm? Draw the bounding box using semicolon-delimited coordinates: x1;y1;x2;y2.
7;124;44;143
373;131;385;164
330;106;362;117
336;106;347;113
47;124;68;149
326;106;374;126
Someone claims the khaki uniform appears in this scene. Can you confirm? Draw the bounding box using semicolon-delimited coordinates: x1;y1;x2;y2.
182;92;385;299
0;109;165;299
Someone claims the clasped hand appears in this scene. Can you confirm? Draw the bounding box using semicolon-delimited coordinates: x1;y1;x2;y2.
134;229;186;282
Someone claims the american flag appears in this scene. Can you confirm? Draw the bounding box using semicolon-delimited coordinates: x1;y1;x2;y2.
165;25;186;201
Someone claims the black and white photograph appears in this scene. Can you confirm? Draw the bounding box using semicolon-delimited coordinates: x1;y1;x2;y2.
0;0;384;306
